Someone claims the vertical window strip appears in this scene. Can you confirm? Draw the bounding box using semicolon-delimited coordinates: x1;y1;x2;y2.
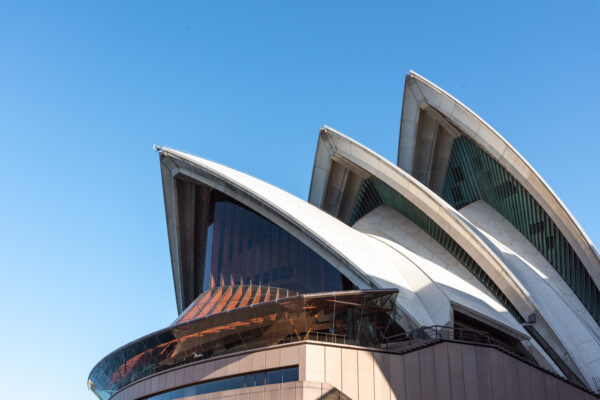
441;136;600;325
352;176;524;323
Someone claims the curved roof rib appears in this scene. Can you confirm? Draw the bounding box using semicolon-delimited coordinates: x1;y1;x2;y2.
398;71;600;314
308;127;599;386
352;204;529;334
309;127;536;320
159;147;554;349
159;147;451;330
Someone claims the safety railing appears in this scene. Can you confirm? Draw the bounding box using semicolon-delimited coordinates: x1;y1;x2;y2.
279;331;356;346
279;325;507;353
383;325;492;347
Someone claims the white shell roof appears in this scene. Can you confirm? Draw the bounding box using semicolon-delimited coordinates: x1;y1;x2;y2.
308;125;537;320
461;201;600;385
160;147;436;329
160;147;538;343
353;205;527;333
305;126;594;380
399;71;600;290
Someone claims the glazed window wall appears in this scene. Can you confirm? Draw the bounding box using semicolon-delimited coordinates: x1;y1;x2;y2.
146;366;298;400
88;290;401;400
204;192;355;294
442;136;600;324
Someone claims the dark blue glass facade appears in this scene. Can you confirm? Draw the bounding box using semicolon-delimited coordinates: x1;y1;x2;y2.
204;192;355;293
147;367;298;400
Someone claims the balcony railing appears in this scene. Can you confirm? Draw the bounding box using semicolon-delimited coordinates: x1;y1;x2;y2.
280;325;520;359
383;325;492;347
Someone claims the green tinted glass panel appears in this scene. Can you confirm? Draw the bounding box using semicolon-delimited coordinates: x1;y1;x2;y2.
442;136;599;323
351;176;524;323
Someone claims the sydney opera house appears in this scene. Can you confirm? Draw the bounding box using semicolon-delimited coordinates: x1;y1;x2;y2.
89;72;600;399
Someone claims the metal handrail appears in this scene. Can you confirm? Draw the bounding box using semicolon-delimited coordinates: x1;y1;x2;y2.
276;325;523;360
279;331;354;346
382;325;493;349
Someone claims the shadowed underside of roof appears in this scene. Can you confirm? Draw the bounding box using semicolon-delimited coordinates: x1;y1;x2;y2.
308;126;600;388
397;72;600;326
159;147;446;331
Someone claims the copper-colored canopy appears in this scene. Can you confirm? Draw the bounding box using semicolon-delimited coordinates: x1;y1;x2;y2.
88;287;400;400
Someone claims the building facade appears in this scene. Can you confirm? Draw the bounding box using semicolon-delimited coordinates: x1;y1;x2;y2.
89;72;600;399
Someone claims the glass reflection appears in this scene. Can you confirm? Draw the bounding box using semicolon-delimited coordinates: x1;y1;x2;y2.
203;192;355;294
88;289;402;400
147;367;298;400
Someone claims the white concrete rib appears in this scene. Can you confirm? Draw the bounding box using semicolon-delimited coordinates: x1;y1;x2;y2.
308;125;599;387
161;147;538;359
460;201;600;385
160;147;437;330
399;71;600;292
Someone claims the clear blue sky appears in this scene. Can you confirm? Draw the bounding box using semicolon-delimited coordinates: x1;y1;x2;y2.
1;1;599;398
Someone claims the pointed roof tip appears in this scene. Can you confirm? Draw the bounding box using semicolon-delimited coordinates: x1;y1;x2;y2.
154;145;180;157
407;70;427;81
320;125;345;137
320;125;338;137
